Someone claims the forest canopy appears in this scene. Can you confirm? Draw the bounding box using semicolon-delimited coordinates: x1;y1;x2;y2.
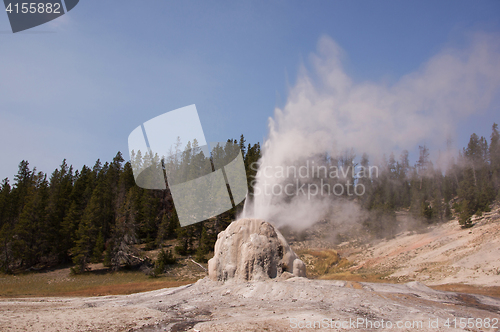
1;124;499;274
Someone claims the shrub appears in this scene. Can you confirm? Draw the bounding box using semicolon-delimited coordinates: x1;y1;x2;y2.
194;247;208;263
174;245;187;256
152;248;176;277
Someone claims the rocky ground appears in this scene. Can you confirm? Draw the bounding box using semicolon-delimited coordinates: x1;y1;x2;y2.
1;277;500;331
290;203;500;288
336;204;500;287
2;209;500;331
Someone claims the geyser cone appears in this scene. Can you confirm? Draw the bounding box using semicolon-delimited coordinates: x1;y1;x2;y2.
208;218;306;282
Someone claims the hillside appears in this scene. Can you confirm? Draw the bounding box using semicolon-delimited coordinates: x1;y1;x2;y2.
289;202;500;292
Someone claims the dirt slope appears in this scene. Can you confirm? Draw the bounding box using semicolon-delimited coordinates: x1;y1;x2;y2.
341;205;500;287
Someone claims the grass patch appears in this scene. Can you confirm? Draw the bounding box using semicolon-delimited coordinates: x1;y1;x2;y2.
308;249;341;274
0;267;195;298
296;249;349;277
430;284;500;299
296;248;394;282
318;271;393;283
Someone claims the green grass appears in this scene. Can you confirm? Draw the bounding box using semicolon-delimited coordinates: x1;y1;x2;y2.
296;249;344;276
0;268;195;297
295;248;393;282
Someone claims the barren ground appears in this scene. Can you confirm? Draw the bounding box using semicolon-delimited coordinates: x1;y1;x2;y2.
1;207;500;331
337;205;500;288
1;278;500;331
291;204;500;289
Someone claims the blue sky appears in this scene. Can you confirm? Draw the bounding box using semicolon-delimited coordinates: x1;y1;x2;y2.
0;1;499;180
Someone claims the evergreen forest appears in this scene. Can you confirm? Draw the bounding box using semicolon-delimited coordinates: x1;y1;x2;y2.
1;124;499;274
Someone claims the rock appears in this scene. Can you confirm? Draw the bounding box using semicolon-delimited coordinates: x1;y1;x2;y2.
278;271;295;280
208;218;306;282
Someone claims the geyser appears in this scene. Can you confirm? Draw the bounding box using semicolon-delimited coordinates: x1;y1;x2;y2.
208;218;306;282
241;34;500;229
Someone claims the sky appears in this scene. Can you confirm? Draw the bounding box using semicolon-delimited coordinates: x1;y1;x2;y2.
0;1;499;181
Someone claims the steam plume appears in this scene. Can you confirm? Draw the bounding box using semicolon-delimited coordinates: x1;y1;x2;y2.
242;34;500;229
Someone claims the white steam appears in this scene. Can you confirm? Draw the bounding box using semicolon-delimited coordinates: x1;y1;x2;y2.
242;34;500;229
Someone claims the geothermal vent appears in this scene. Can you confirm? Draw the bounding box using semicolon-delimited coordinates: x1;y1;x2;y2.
208;218;306;282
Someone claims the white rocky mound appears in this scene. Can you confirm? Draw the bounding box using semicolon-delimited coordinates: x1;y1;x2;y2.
208;218;306;282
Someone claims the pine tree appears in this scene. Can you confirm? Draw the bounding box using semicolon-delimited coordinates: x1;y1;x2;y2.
102;152;125;240
59;166;93;263
153;247;176;276
175;223;196;255
45;160;73;261
455;132;494;227
443;158;458;204
137;189;160;244
11;160;33;217
358;153;372;207
244;142;262;196
194;226;210;263
71;171;108;273
156;210;179;246
107;187;141;270
463;134;485;187
0;178;11;228
396;150;411;208
457;167;476;227
431;171;444;222
490;123;500;197
0;179;13;272
239;134;246;160
417;145;430;189
13;171;49;267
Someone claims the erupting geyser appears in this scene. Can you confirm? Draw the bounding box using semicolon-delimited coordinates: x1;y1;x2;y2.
240;35;500;230
208;219;306;282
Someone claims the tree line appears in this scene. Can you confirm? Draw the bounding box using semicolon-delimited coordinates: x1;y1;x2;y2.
0;135;260;273
356;123;500;237
1;124;499;273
